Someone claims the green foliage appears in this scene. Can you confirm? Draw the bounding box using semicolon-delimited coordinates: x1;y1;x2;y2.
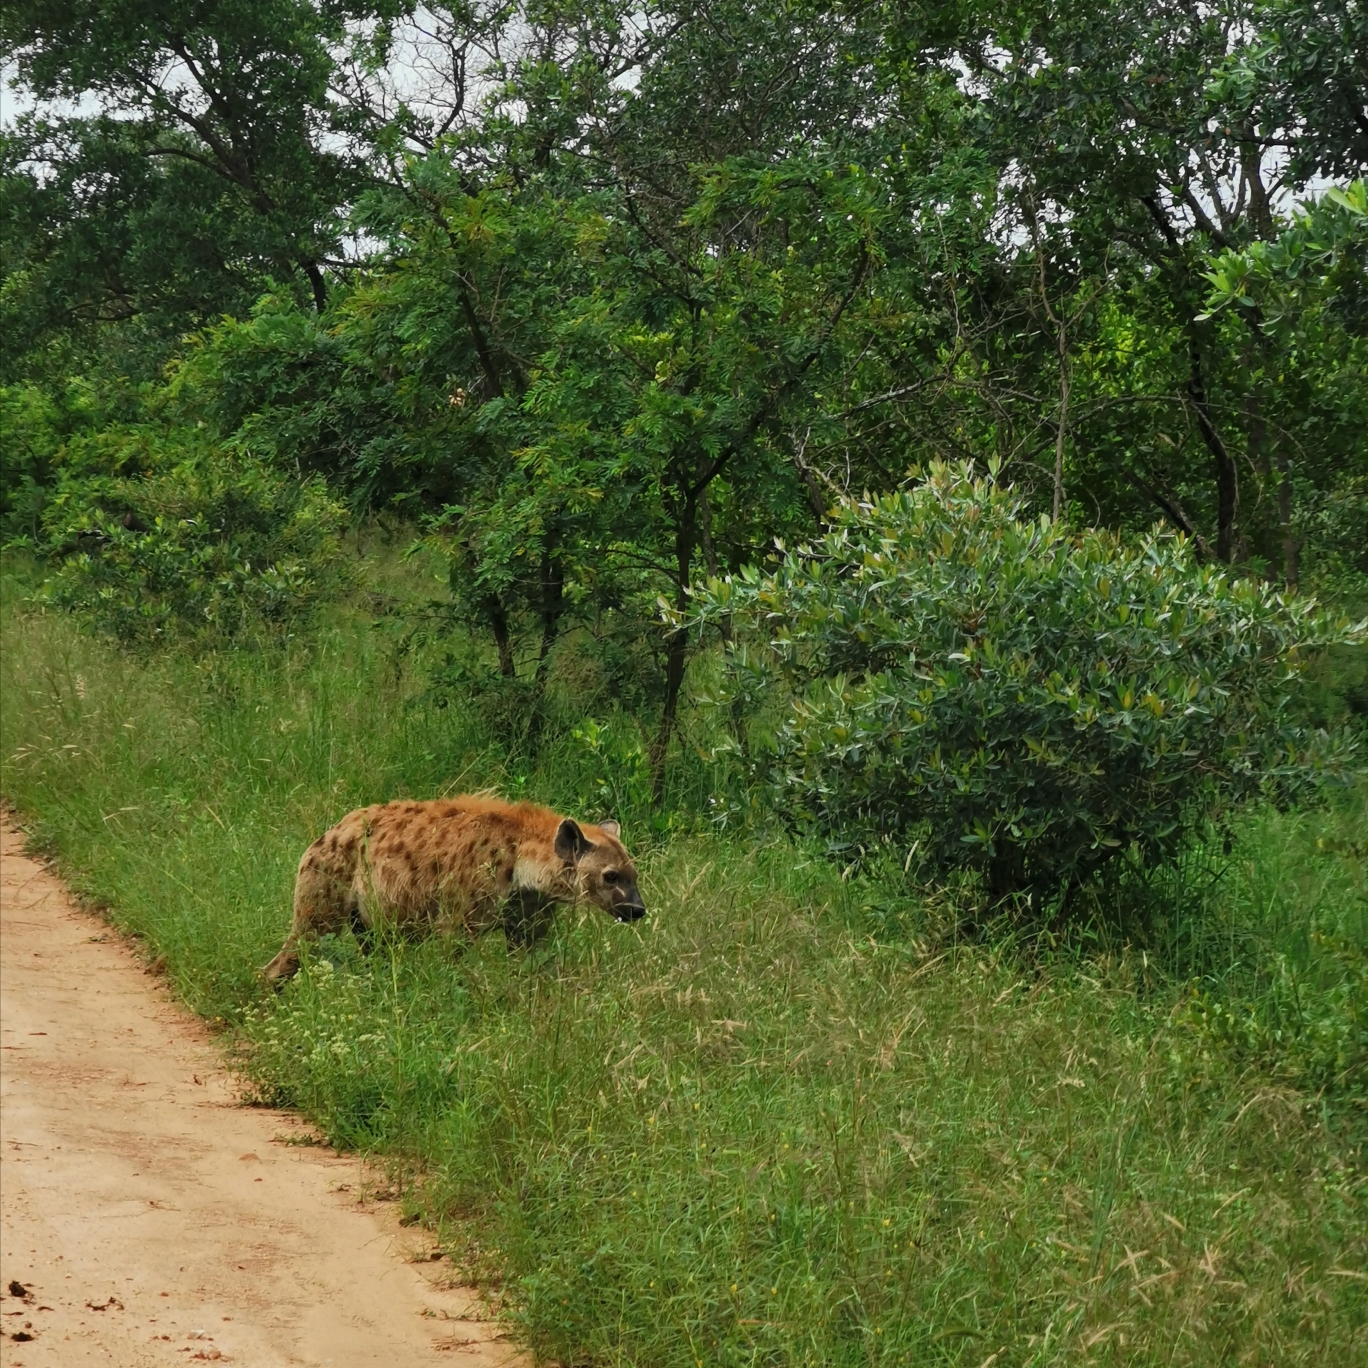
1190;945;1368;1095
570;715;654;820
0;0;380;375
1;381;66;537
10;0;1368;717
2;585;1364;1366
29;424;350;646
1235;0;1368;182
695;463;1364;903
0;375;148;537
1197;182;1368;597
1202;181;1368;330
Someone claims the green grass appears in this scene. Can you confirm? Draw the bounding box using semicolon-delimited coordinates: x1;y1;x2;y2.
2;566;1365;1366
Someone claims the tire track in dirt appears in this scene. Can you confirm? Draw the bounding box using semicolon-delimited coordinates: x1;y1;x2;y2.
0;819;528;1368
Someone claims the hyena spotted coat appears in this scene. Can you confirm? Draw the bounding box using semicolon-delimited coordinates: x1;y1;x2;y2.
262;795;645;983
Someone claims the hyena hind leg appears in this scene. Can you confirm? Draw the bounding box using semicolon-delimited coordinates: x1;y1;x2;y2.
260;938;304;985
261;872;358;986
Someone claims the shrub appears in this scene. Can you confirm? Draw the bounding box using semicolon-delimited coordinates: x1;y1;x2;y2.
693;462;1364;907
0;378;129;540
29;423;349;647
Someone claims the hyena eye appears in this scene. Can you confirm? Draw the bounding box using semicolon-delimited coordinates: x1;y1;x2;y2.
603;869;620;884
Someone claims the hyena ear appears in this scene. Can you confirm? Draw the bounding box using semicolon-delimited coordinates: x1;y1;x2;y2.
598;819;621;839
554;818;593;864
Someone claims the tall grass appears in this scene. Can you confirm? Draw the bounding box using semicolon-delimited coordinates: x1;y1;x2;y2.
2;566;1365;1366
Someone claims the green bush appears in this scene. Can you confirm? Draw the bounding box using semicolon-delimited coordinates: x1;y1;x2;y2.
0;378;131;540
29;423;350;646
694;462;1364;906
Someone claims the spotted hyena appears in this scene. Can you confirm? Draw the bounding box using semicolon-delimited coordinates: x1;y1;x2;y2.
261;795;645;983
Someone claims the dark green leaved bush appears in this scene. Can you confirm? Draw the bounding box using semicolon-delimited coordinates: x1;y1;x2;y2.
1;377;142;541
28;422;349;647
694;462;1365;907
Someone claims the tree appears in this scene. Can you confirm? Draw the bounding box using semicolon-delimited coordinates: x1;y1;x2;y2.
0;0;385;375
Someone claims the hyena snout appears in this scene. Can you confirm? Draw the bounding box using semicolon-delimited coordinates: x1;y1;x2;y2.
599;871;645;921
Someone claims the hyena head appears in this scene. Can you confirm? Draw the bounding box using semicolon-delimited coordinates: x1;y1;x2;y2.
555;818;646;922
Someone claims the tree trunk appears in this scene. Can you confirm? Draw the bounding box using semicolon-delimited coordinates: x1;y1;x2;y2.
1029;213;1071;523
1052;320;1070;523
1246;387;1268;573
532;548;564;691
486;594;515;679
519;547;565;754
987;845;1023;903
698;482;728;640
457;280;505;399
651;482;698;805
1278;452;1300;589
1240;125;1275;241
300;258;328;313
1186;339;1239;561
700;483;749;757
790;428;828;527
652;622;689;805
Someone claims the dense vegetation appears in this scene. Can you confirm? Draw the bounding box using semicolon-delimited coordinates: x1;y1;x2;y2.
6;3;1368;662
3;561;1365;1366
2;1;1367;1364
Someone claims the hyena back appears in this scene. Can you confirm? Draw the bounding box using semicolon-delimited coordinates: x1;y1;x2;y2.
261;795;645;983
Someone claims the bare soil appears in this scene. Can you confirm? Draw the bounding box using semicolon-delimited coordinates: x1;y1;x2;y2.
0;820;528;1368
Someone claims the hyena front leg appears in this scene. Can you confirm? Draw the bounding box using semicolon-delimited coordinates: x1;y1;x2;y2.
261;862;358;984
503;889;557;950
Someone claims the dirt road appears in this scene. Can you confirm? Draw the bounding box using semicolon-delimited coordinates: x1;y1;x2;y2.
0;821;527;1368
